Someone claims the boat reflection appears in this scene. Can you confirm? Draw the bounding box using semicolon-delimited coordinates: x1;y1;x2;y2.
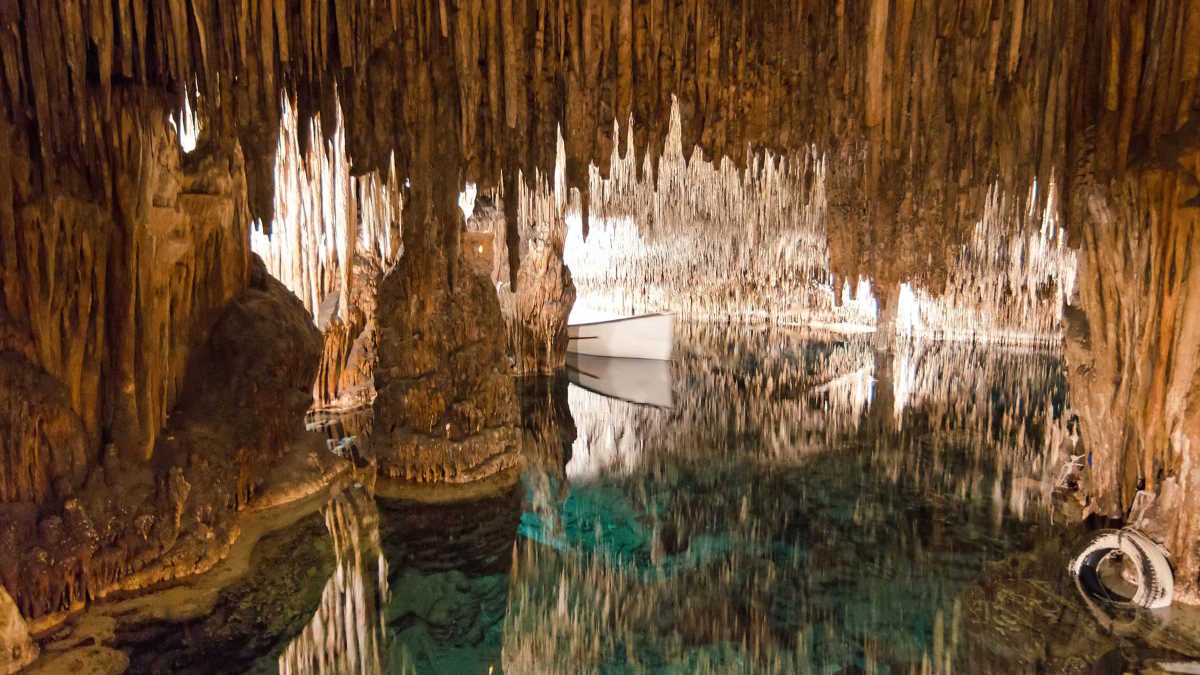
566;353;673;409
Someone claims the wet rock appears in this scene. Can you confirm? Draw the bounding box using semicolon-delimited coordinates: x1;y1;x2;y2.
961;529;1200;672
115;511;335;674
0;584;35;674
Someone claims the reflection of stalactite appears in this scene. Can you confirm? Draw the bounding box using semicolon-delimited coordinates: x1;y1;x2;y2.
251;94;401;409
279;489;388;675
566;385;661;482
565;100;876;329
895;182;1077;345
566;324;878;482
510;326;1074;673
887;339;1074;522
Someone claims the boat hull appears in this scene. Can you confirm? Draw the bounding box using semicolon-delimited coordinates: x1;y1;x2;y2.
566;313;674;360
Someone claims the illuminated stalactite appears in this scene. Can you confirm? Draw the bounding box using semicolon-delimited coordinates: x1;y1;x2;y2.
251;95;400;326
565;100;876;328
894;182;1078;345
251;95;402;409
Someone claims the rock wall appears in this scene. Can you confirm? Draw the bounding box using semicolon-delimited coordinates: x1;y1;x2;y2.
1;117;251;502
0;255;326;621
1065;126;1200;601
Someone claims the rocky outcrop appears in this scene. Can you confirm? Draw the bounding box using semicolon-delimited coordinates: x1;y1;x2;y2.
0;585;35;674
1065;125;1200;601
0;353;88;505
0;255;328;621
370;239;522;483
1;118;251;480
115;510;336;674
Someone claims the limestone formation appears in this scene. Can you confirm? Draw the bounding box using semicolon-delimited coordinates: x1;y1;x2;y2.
469;133;577;375
0;584;35;674
369;240;522;484
0;0;1199;626
0;254;326;621
1065;133;1200;603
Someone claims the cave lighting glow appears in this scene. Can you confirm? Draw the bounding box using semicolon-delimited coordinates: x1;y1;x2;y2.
170;85;200;153
458;182;478;221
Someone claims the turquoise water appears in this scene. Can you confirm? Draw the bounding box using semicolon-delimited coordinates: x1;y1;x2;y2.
124;325;1173;673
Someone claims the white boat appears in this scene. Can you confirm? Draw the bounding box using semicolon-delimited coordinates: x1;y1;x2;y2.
566;353;673;408
566;313;674;360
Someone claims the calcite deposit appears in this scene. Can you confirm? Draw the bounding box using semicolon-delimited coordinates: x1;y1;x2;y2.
0;0;1199;638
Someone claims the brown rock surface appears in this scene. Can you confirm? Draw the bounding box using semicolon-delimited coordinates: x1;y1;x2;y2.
370;239;522;484
0;255;328;621
1065;127;1200;600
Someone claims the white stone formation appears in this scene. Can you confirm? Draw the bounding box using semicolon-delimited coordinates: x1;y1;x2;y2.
169;84;200;154
251;93;401;326
564;100;1077;345
565;98;876;330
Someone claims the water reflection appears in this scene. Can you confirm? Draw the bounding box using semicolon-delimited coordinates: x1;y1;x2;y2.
374;484;523;674
509;325;1076;673
280;487;387;675
116;324;1200;673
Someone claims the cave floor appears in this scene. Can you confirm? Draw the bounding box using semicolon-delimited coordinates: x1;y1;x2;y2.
28;324;1200;673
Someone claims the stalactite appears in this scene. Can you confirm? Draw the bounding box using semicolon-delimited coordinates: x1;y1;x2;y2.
251;94;401;409
251;94;400;325
475;128;576;375
894;181;1078;345
565;99;874;328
